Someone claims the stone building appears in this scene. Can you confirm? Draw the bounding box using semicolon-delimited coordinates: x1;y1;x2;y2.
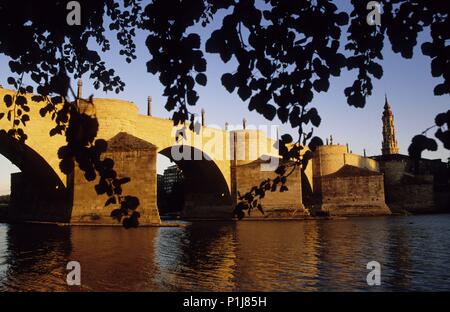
372;154;449;213
318;165;389;216
307;144;391;216
372;96;450;213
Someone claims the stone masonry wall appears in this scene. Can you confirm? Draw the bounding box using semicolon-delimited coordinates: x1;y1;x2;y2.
378;159;438;213
387;183;435;213
312;145;379;195
235;159;308;218
319;175;391;216
379;160;407;185
71;135;160;225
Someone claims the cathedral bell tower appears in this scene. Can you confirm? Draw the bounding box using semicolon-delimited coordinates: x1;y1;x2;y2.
381;94;400;155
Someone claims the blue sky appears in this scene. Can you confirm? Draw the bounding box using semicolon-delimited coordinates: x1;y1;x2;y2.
0;3;449;194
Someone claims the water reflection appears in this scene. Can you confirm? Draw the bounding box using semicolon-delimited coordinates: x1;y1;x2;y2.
154;222;237;291
69;226;160;291
0;214;450;291
234;221;321;291
1;224;71;291
386;225;412;289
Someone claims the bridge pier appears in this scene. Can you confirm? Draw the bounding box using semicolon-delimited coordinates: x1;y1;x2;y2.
232;159;308;219
229;130;308;219
70;132;161;225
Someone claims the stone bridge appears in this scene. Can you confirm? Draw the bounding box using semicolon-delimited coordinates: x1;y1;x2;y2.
1;87;310;225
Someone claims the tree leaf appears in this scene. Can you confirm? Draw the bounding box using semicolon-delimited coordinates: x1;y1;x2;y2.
3;95;13;108
195;73;207;86
221;73;235;93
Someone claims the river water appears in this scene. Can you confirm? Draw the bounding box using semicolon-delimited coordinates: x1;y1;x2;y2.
0;214;450;291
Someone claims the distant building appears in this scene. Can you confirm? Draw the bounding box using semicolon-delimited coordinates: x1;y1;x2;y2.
162;165;183;194
157;174;164;192
157;166;184;214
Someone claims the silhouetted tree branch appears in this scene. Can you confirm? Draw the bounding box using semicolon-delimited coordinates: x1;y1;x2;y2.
408;110;450;161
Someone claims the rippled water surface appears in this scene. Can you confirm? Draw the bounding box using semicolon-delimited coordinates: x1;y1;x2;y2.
1;214;450;291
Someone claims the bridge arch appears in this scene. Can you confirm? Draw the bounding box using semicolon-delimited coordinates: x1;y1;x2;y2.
0;131;70;222
158;145;233;219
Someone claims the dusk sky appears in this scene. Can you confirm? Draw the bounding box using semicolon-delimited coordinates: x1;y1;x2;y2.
0;4;448;195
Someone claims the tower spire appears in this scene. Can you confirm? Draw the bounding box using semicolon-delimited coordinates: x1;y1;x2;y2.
381;94;399;155
384;93;390;109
